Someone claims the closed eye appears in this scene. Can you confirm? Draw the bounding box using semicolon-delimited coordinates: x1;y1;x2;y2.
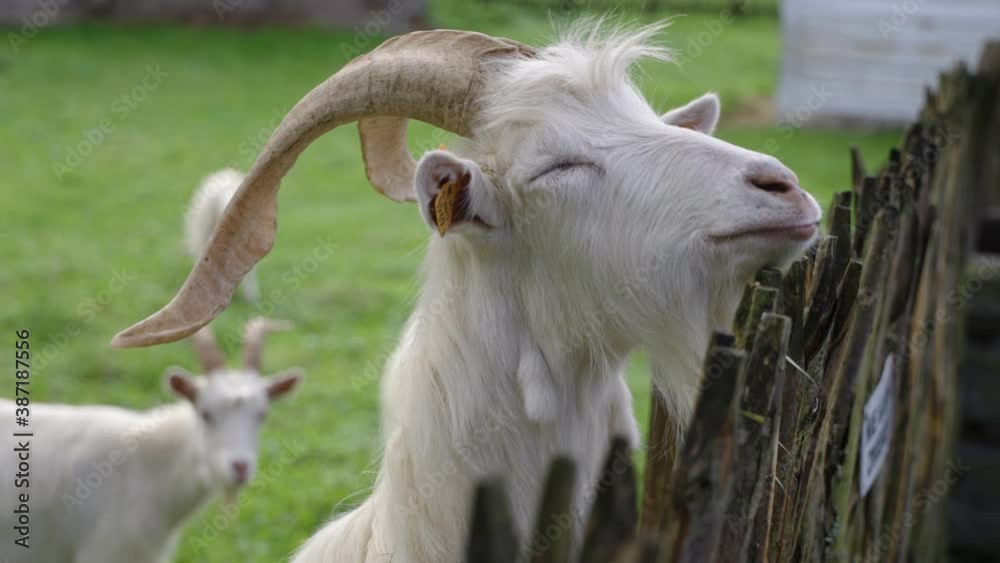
528;161;600;183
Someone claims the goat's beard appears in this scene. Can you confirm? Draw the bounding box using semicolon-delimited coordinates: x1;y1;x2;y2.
639;264;748;431
648;359;700;442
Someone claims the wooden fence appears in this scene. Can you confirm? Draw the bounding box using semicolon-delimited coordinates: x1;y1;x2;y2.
950;223;1000;562
948;77;1000;561
463;41;1000;563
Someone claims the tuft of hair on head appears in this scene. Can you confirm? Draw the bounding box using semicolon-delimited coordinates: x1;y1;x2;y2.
550;16;674;88
480;17;674;134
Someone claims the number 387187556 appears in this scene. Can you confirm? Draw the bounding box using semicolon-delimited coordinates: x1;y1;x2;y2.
15;329;30;400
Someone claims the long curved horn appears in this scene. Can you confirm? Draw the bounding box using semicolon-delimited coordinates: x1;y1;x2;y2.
243;317;293;371
190;326;225;373
112;30;535;349
358;116;420;202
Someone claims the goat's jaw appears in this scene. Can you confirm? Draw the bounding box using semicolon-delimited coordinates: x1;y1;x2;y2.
708;221;819;244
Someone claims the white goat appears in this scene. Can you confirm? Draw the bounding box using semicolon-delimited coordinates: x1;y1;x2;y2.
185;168;260;303
113;22;821;563
1;319;303;563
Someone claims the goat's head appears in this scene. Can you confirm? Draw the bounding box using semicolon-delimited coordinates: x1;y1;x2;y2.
413;27;820;359
164;318;303;490
113;24;817;412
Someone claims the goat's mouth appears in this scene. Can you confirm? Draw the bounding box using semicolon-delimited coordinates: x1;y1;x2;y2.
709;222;819;243
428;183;490;232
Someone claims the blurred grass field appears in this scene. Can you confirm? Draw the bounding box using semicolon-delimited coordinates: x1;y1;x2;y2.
0;2;899;561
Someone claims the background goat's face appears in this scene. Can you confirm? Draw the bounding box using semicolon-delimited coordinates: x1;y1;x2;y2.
165;368;302;489
415;90;820;347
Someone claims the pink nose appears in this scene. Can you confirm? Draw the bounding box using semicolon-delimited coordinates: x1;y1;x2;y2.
232;461;249;482
750;176;796;195
746;161;801;198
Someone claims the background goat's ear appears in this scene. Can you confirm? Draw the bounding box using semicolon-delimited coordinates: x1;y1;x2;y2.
265;368;304;401
661;93;721;135
164;367;200;402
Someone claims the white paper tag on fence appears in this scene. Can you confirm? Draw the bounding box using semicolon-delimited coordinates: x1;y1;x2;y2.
860;354;895;497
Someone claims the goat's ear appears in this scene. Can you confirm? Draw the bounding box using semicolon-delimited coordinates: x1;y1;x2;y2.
661;93;721;135
264;368;304;401
164;367;200;402
414;151;503;237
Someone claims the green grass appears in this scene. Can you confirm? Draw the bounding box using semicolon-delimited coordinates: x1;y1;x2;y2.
0;4;898;562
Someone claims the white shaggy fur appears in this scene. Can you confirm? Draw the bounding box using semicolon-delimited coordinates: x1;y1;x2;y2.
0;360;302;563
185;168;260;303
290;23;821;563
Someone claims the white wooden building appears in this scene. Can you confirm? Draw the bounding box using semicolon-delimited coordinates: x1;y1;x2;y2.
778;0;1000;125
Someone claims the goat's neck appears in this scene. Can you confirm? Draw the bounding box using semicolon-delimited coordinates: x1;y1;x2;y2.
413;239;631;417
414;240;747;420
135;403;216;529
375;241;636;560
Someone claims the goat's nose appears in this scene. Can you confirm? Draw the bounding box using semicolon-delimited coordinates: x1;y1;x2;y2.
746;162;800;196
232;461;249;481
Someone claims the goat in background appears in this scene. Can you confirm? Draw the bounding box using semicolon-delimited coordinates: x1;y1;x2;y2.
1;318;303;563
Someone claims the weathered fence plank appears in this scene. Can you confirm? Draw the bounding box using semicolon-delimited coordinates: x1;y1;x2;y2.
850;145;866;196
739;286;779;352
721;313;791;562
528;458;577;563
580;438;638;563
803;235;840;364
662;341;746;563
467;480;518;563
640;393;679;536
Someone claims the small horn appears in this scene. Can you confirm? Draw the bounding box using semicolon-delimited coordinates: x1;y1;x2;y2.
243;317;293;371
112;30;535;349
190;326;225;373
